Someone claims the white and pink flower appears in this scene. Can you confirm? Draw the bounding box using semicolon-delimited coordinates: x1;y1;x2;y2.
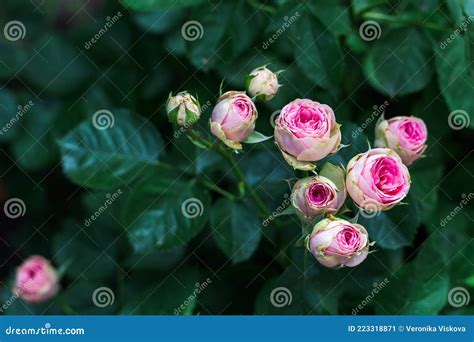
346;148;410;211
307;218;371;268
210;91;257;150
374;116;428;166
14;255;59;303
274;99;341;170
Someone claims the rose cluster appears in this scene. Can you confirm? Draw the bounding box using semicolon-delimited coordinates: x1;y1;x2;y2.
166;66;428;270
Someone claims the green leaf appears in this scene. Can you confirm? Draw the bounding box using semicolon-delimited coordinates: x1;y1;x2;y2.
410;165;443;223
243;131;273;144
435;37;474;129
319;162;345;191
59;109;164;190
133;9;183;34
121;267;200;314
121;0;204;11
292;13;344;97
375;240;449;314
0;89;18;142
211;198;262;263
364;28;432;96
124;177;210;252
309;1;351;37
21;36;92;95
358;192;421;249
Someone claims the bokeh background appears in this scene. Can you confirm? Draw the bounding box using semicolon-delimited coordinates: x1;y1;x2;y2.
0;0;473;315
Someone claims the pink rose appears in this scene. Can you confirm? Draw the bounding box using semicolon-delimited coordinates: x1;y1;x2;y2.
346;148;410;211
246;66;280;101
274;99;341;170
210;91;258;150
307;218;370;268
292;176;346;218
14;255;59;303
374;116;428;166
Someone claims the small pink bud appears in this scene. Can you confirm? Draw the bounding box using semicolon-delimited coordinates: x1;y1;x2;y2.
308;218;371;268
374;116;428;166
210;91;257;150
291;176;346;218
166;91;201;126
14;255;59;303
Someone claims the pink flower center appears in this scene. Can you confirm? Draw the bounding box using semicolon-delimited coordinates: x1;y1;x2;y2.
307;183;334;206
233;97;253;120
371;157;405;196
281;101;330;138
336;226;361;252
399;120;425;145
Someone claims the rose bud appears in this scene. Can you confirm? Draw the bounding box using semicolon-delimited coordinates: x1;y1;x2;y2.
166;91;201;127
374;116;428;166
210;91;258;150
14;255;59;303
246;66;280;101
291;176;346;218
307;218;371;268
346;148;410;211
274;99;341;170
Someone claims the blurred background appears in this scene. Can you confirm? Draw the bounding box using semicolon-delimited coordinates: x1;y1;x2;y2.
0;0;472;315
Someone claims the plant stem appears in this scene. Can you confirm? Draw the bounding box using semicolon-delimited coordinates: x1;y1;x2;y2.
197;176;238;201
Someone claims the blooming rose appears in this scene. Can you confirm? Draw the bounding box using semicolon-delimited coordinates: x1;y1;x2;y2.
346;148;410;211
374;116;428;166
307;218;370;268
210;91;257;149
14;256;59;303
246;66;280;101
292;176;346;218
274;99;341;170
166;91;201;126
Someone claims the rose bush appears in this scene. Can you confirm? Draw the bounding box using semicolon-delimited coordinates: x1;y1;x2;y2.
0;0;470;317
